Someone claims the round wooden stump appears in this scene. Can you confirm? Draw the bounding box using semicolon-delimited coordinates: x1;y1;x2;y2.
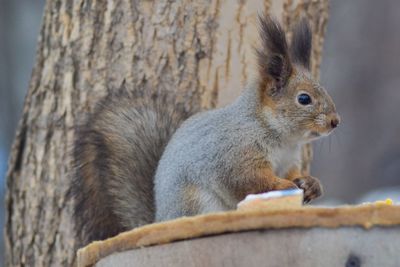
78;205;400;267
97;227;399;267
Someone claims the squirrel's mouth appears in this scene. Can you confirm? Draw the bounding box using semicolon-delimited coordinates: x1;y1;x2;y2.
304;129;330;141
303;120;338;141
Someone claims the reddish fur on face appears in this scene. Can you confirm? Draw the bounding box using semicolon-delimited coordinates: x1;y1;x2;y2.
258;79;277;111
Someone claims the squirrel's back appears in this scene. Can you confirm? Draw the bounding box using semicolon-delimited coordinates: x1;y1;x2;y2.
70;92;189;247
153;87;273;220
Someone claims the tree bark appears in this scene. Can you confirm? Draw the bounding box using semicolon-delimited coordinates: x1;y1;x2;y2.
5;0;329;266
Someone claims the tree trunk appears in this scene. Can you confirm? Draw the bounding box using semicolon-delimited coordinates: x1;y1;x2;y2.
5;0;329;266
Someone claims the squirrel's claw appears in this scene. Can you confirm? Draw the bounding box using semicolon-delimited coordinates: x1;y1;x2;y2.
293;176;323;204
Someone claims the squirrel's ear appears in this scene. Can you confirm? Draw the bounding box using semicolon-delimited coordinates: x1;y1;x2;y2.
257;15;292;90
290;18;312;69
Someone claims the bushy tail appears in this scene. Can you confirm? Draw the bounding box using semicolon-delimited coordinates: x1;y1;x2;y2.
70;91;190;247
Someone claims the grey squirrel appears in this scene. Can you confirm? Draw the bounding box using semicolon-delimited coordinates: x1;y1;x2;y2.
71;15;340;247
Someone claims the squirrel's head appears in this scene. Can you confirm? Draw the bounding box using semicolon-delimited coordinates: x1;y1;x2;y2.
256;15;340;142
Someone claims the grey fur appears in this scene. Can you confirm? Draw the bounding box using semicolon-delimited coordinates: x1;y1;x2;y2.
155;87;269;220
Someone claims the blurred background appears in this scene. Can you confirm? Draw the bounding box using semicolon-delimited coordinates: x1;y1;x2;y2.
1;0;400;261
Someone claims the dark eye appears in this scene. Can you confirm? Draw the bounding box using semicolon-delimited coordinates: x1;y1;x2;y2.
297;93;312;105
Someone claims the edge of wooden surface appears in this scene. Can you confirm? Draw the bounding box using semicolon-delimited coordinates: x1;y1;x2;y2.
77;204;400;267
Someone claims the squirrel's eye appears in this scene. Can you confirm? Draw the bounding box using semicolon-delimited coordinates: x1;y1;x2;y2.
297;93;312;105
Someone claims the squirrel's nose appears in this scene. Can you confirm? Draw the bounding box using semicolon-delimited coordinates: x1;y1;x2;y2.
330;115;340;128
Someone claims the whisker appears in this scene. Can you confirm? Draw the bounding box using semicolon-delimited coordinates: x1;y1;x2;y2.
282;115;314;119
333;131;341;147
314;140;322;157
317;138;324;156
336;126;350;134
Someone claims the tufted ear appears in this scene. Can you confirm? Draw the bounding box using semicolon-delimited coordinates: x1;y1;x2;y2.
290;18;312;70
257;15;292;91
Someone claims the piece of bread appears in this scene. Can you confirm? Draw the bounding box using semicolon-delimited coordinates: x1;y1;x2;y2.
237;189;303;211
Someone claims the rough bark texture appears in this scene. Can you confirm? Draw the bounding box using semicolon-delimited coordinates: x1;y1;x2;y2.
5;0;329;266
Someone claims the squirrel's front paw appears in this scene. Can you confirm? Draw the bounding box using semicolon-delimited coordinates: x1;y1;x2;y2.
293;176;323;204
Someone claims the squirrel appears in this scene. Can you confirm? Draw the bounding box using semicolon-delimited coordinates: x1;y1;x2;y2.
70;15;340;247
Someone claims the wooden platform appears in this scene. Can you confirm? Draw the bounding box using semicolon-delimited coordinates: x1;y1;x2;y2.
77;205;400;267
